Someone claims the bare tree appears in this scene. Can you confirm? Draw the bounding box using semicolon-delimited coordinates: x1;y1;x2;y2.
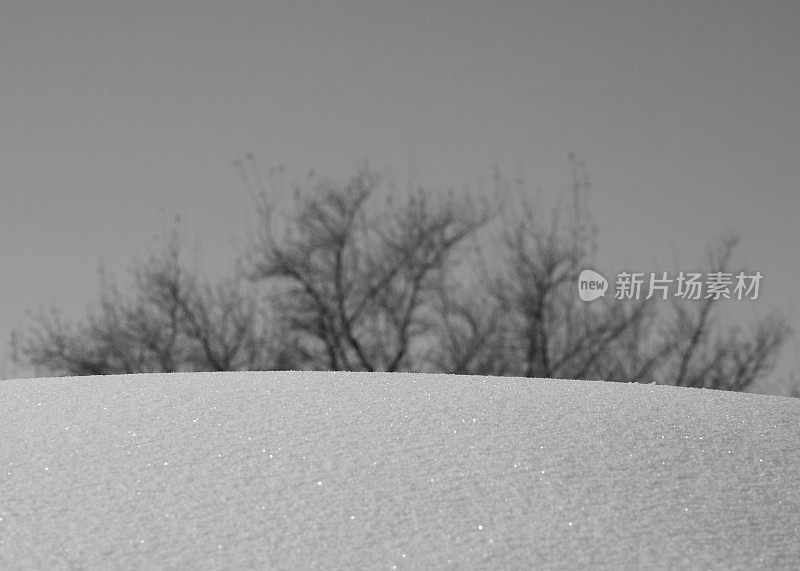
241;162;494;372
460;158;663;381
427;277;511;375
12;157;790;392
13;225;293;376
468;158;790;391
657;236;791;390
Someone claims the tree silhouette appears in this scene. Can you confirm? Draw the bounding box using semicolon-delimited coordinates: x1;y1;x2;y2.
12;157;791;393
241;163;493;372
14;224;294;375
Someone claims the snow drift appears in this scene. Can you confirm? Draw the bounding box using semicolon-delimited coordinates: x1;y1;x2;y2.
1;371;798;569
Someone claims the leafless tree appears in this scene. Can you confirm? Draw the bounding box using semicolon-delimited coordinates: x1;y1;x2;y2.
658;236;790;390
13;225;293;376
12;157;790;392
447;157;666;381
241;161;494;372
462;156;790;391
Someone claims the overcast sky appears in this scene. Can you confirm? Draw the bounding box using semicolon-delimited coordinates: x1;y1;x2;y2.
2;1;798;390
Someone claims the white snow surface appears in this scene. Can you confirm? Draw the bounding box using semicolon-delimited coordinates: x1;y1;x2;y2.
1;371;799;570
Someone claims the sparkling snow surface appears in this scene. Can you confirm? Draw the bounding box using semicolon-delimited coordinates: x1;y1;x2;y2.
1;372;799;570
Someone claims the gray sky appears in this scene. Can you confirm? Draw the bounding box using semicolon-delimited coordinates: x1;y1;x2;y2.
2;1;798;390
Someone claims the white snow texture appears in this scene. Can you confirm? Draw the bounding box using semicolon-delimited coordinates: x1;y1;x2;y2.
1;371;799;570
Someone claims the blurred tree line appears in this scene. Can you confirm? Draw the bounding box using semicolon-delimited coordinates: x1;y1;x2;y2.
11;155;791;392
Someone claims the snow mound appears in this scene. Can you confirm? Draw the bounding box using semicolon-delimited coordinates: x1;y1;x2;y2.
1;372;799;569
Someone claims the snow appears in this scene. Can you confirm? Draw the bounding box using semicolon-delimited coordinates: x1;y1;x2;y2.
1;371;799;570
